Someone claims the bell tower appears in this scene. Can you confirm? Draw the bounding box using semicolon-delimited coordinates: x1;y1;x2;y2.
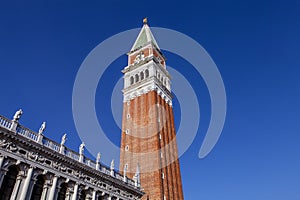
119;19;184;200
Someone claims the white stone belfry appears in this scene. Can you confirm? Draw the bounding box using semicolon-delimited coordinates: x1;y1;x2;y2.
122;20;172;106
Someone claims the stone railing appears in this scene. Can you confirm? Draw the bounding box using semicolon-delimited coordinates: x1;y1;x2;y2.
43;138;61;152
0;114;138;188
0;115;12;130
16;125;39;142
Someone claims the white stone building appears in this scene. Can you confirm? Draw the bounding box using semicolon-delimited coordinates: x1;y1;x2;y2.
0;110;144;200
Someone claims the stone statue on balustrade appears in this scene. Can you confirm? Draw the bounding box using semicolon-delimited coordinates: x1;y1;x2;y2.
110;159;115;170
13;109;23;122
79;142;85;155
38;122;46;134
96;152;101;163
61;133;67;145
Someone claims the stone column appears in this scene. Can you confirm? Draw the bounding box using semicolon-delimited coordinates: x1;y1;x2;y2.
10;174;25;200
92;190;97;200
41;180;51;200
19;167;34;200
0;169;7;187
71;183;79;200
0;156;6;186
48;175;58;200
0;156;4;167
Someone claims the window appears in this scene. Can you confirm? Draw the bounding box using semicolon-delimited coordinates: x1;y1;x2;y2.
125;145;129;151
127;114;130;119
130;76;134;85
126;129;129;134
145;69;149;78
140;71;144;80
0;165;18;198
135;74;139;82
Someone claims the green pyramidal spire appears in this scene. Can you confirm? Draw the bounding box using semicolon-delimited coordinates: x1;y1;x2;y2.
131;18;160;51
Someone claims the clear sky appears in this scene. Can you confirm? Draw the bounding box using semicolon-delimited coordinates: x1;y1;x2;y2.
1;0;300;199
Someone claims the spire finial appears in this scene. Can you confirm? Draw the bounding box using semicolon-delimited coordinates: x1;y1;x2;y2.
143;17;148;24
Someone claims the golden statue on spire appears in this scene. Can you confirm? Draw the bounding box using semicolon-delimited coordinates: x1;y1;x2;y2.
143;17;148;24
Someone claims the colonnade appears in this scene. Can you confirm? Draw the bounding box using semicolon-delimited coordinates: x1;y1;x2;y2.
0;157;119;200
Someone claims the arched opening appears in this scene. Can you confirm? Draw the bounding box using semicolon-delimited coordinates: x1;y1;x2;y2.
145;69;149;78
0;165;19;200
130;76;134;85
30;175;45;200
78;189;86;200
135;74;139;83
57;182;67;200
140;71;144;80
98;193;110;200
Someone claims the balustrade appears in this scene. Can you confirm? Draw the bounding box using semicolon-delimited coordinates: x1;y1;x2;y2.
0;116;12;129
0;114;137;188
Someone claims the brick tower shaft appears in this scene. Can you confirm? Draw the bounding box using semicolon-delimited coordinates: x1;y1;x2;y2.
119;19;184;200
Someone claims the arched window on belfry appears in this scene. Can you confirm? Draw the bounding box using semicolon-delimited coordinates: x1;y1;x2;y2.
145;69;149;78
135;74;139;83
140;72;144;80
130;76;134;85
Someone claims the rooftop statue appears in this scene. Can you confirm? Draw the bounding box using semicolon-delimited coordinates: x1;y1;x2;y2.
96;152;101;163
13;109;23;122
38;122;46;134
79;142;85;154
61;133;67;145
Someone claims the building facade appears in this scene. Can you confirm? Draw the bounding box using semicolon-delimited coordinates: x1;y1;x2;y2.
0;111;144;200
119;19;184;200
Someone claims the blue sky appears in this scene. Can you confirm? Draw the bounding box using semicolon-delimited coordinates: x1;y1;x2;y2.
1;0;300;199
